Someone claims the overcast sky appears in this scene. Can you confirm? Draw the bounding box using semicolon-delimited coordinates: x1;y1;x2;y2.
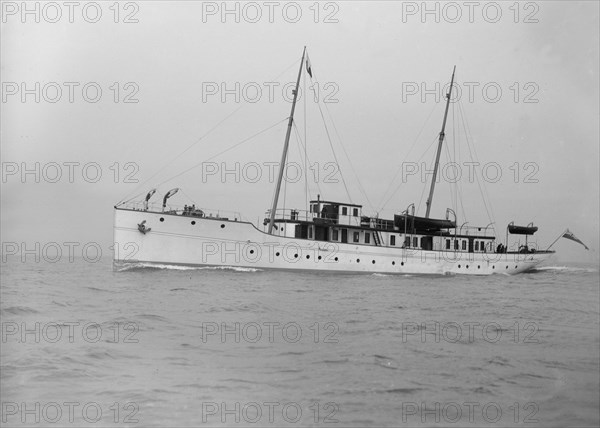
2;1;598;263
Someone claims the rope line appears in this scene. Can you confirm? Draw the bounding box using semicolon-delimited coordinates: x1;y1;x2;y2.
153;118;287;189
117;59;300;204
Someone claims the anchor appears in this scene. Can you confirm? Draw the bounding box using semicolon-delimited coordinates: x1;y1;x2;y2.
137;220;151;234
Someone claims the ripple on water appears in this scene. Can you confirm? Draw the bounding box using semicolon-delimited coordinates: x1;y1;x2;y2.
1;259;597;428
373;355;399;370
378;387;424;394
1;305;39;315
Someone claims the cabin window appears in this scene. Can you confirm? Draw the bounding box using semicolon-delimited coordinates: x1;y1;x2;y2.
462;241;467;251
475;241;479;251
405;236;410;247
365;233;370;244
353;208;359;216
390;235;396;246
332;229;339;241
342;207;348;215
308;227;313;239
446;239;451;249
353;231;360;243
454;240;459;250
413;237;418;248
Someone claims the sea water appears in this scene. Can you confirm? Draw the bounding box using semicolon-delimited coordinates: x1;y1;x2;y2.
1;258;598;427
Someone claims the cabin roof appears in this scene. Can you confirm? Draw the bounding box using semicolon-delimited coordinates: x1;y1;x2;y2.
309;200;363;208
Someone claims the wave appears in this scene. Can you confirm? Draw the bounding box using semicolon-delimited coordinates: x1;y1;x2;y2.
534;266;598;273
1;306;39;315
379;387;423;394
374;354;399;370
115;262;261;273
371;273;413;278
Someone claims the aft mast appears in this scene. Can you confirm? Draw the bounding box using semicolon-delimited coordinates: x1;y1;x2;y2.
268;47;307;234
425;66;456;219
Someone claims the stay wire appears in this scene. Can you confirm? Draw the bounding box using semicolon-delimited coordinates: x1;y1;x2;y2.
307;66;363;209
118;58;300;205
155;118;287;189
377;101;440;212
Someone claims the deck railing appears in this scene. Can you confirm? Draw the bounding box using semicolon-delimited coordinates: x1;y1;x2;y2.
455;225;496;238
118;201;242;221
266;209;316;223
266;209;496;238
266;209;397;230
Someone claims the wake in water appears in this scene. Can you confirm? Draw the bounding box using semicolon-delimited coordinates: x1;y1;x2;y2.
371;273;414;278
113;261;262;273
533;266;598;273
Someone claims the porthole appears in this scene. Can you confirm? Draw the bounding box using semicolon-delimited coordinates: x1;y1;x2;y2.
275;252;280;257
306;255;310;259
506;266;509;269
220;224;225;228
249;250;254;254
466;265;469;269
356;259;360;263
334;257;338;262
401;262;404;266
492;266;495;269
372;260;376;264
458;264;461;268
478;265;480;269
515;265;518;269
392;261;396;266
191;221;196;225
294;254;298;258
160;217;164;222
318;256;322;260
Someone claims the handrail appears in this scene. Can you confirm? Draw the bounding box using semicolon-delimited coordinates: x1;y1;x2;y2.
119;201;242;221
266;209;399;231
264;208;495;236
455;224;495;238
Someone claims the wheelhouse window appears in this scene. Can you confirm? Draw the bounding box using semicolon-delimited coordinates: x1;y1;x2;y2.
308;227;313;239
365;233;370;244
475;241;479;251
353;208;359;216
454;240;459;250
332;229;339;241
353;231;360;243
405;236;410;247
446;239;451;249
413;237;418;248
390;235;396;246
462;241;467;251
342;207;348;215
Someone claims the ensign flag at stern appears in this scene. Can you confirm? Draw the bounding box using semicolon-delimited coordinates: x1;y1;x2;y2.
562;229;589;250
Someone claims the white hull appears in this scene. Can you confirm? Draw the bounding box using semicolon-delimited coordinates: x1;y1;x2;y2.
113;208;553;275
